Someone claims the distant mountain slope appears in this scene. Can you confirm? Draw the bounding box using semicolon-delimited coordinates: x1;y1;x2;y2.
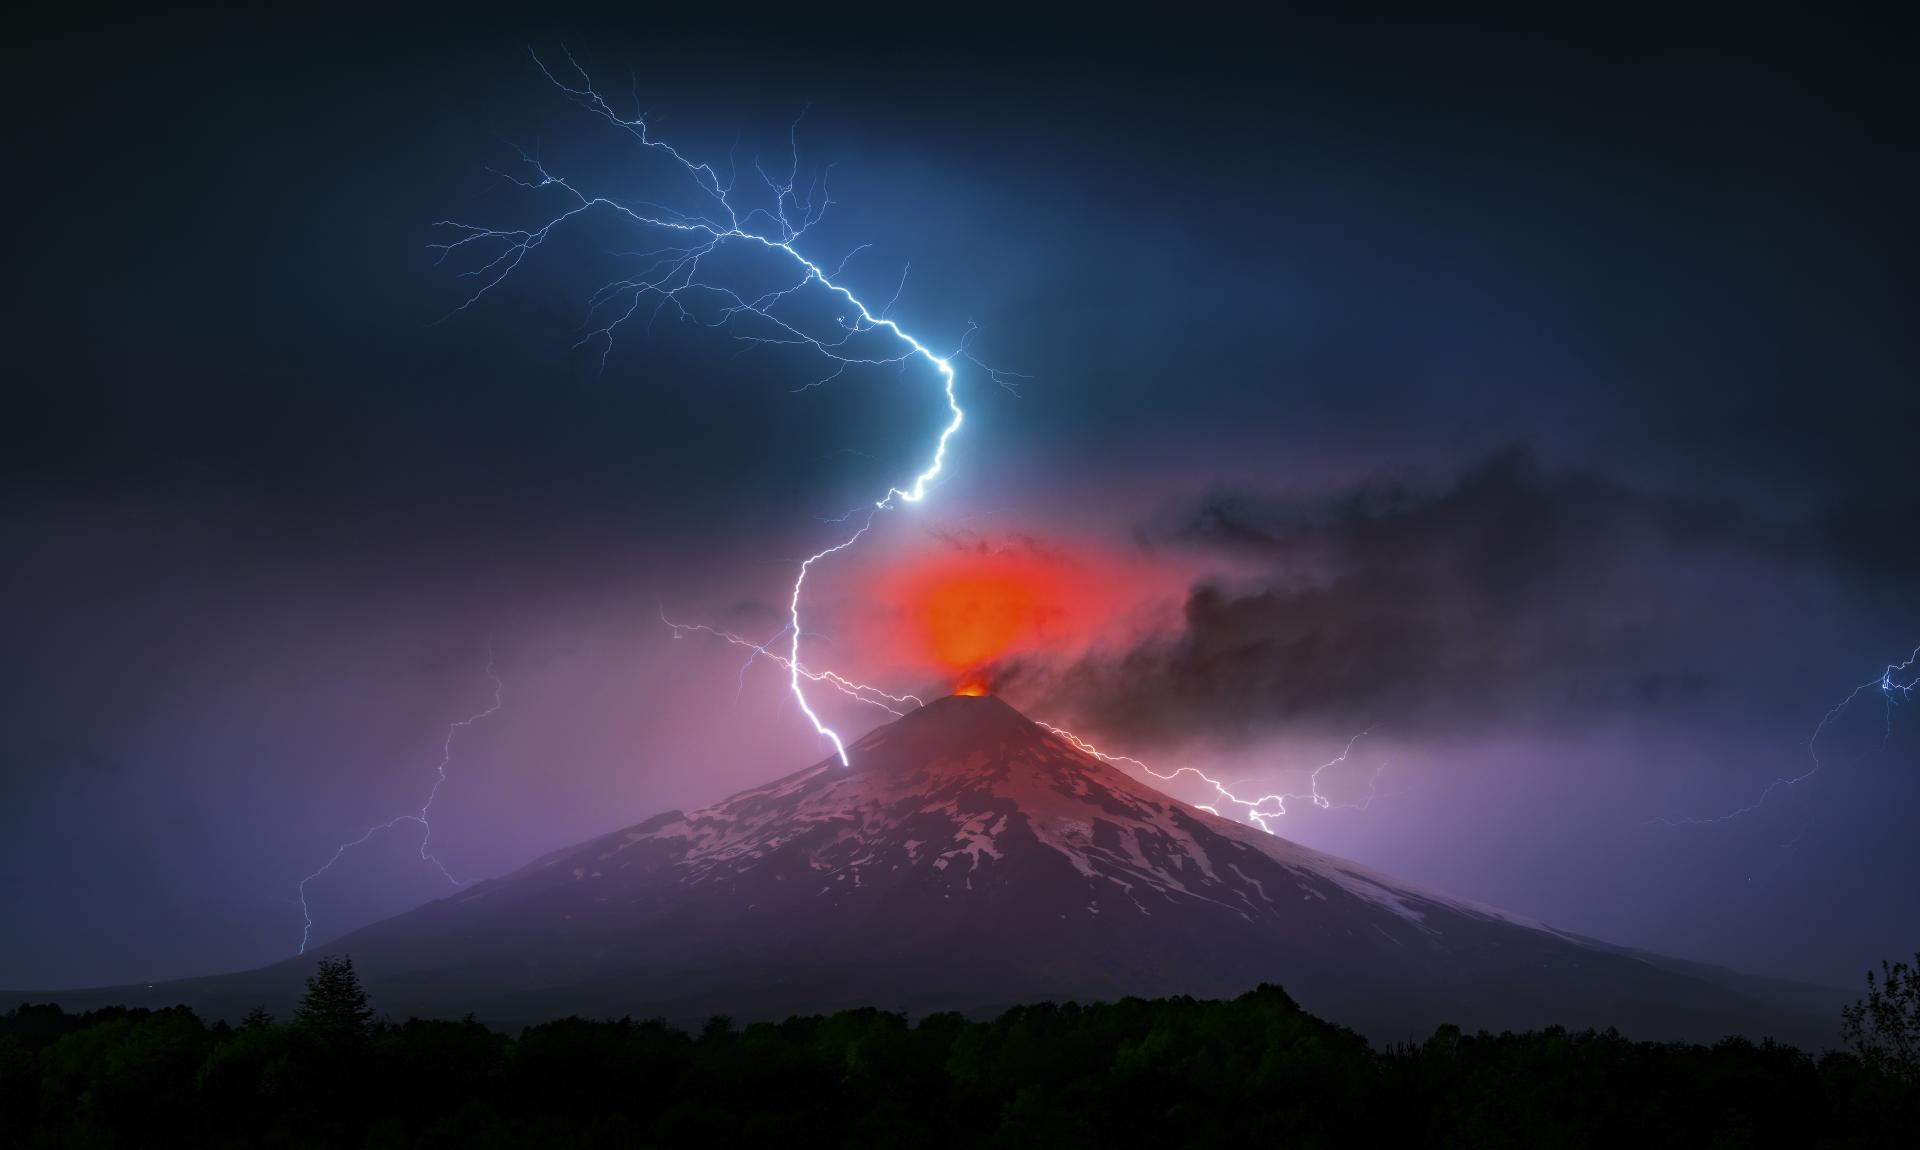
10;695;1845;1045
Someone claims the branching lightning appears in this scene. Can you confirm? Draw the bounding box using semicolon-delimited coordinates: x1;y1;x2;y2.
296;655;503;953
1652;644;1919;828
438;47;1020;767
450;52;1385;838
1039;724;1386;834
659;605;926;717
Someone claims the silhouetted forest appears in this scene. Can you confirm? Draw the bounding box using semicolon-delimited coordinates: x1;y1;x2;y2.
5;955;1916;1148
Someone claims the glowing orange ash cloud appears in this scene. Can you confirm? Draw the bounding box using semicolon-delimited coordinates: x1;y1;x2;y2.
915;571;1055;668
862;536;1189;695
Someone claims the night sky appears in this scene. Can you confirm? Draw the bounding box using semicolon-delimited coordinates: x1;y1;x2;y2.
6;7;1916;991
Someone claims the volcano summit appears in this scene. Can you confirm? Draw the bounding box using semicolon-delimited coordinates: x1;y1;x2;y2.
17;695;1840;1044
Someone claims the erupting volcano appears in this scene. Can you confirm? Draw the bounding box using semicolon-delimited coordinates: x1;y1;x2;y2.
21;695;1841;1044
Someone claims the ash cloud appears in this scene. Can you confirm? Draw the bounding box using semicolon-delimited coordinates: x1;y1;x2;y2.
1005;452;1895;746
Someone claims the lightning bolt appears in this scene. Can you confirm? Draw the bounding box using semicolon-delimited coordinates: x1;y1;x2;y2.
296;654;503;953
438;47;1019;768
1038;724;1386;834
1652;644;1918;828
659;606;926;717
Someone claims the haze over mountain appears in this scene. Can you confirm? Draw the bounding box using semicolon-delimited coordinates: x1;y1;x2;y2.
11;695;1843;1045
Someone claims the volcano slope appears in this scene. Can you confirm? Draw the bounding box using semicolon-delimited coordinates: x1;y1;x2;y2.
16;695;1842;1045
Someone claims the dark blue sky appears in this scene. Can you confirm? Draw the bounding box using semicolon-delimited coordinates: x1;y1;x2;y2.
4;6;1916;990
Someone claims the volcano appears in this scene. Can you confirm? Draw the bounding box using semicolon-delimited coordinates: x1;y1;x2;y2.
18;695;1842;1043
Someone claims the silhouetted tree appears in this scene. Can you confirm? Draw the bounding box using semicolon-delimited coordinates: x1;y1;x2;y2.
239;1005;274;1030
1842;950;1920;1083
293;955;372;1041
8;982;1919;1145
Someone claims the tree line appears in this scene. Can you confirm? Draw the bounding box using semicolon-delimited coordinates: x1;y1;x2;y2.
3;953;1916;1147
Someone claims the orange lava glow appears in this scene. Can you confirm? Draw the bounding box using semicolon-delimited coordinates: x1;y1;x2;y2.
912;570;1059;671
862;535;1190;693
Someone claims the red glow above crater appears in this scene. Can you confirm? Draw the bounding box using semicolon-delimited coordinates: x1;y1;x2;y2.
908;568;1060;672
859;535;1192;692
